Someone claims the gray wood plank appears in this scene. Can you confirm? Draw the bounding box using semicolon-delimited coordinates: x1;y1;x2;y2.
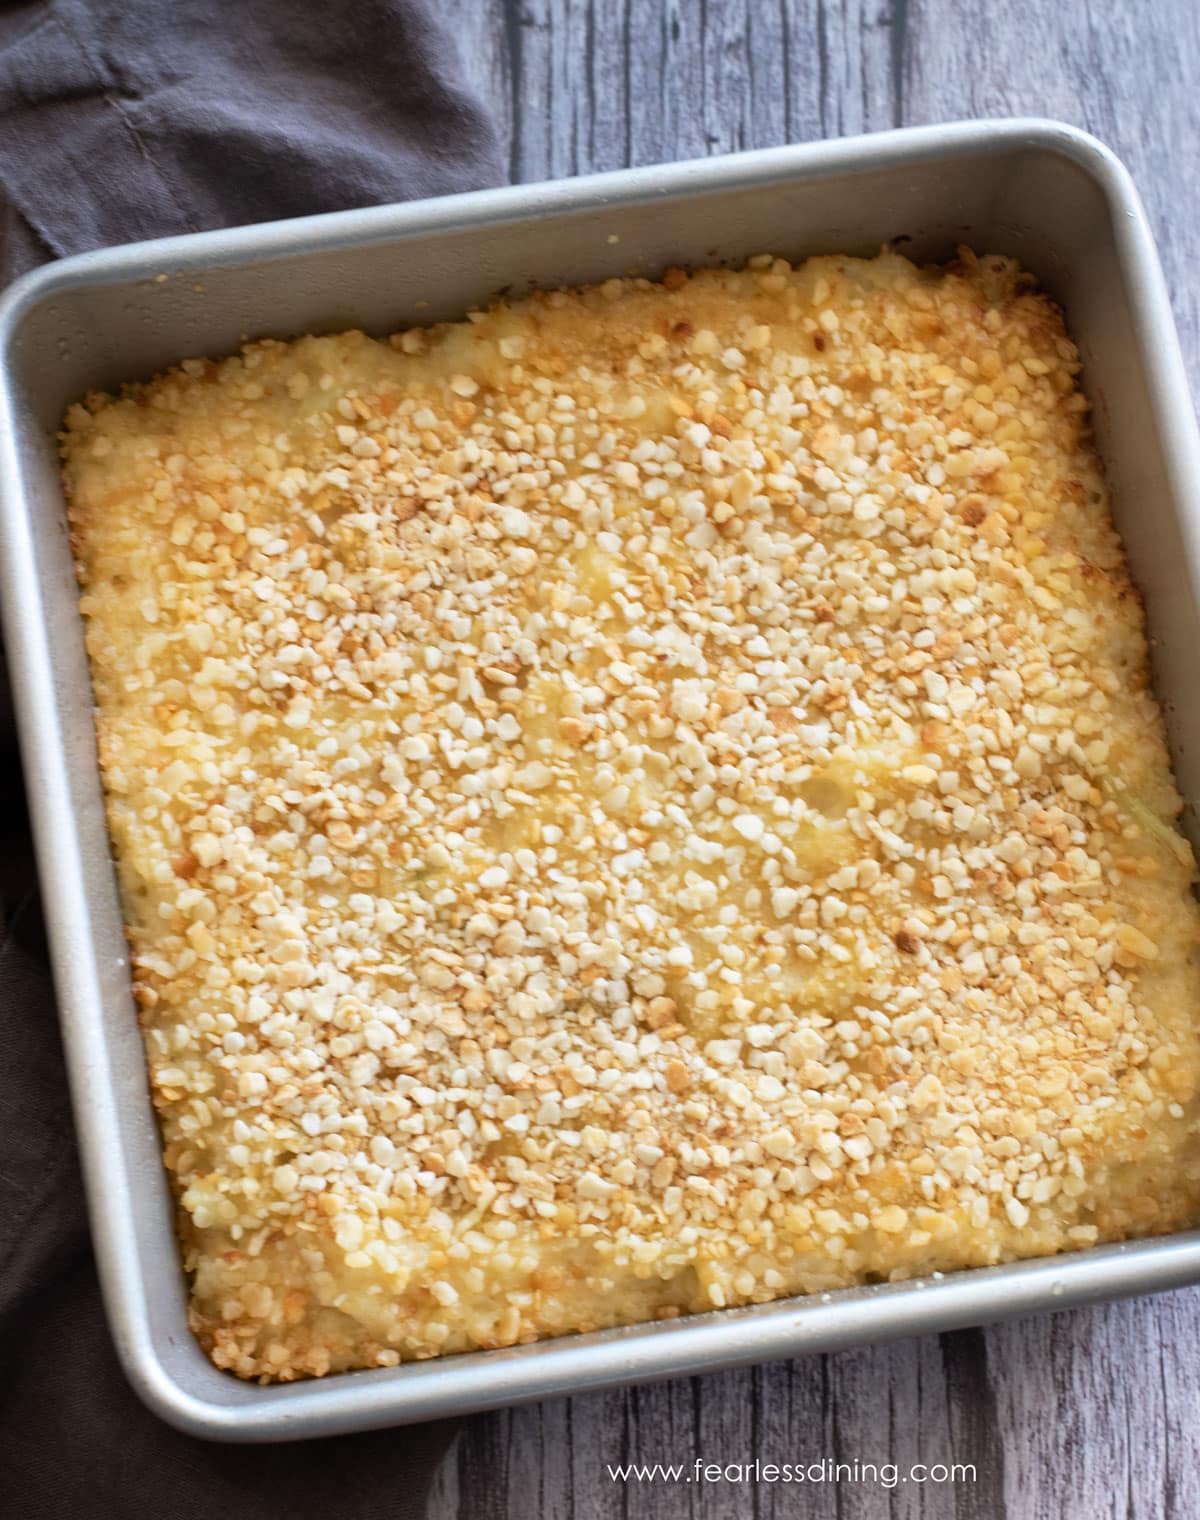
433;2;1200;1516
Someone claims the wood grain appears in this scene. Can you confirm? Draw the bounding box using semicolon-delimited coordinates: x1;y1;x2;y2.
428;3;1200;1515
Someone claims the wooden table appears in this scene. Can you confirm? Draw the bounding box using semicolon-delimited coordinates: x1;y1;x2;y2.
428;4;1200;1514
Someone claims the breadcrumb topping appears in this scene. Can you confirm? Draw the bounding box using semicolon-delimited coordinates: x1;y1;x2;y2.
63;249;1200;1382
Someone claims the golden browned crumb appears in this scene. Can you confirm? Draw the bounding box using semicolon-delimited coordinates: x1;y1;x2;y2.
62;249;1200;1382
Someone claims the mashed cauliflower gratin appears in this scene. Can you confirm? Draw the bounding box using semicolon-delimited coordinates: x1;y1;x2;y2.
62;250;1200;1382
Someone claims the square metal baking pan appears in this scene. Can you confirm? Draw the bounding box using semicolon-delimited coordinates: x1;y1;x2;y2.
2;118;1199;1442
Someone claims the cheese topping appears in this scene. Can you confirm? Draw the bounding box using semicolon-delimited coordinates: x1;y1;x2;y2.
63;250;1200;1381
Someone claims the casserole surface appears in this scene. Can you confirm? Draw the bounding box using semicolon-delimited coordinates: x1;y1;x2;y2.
63;247;1200;1381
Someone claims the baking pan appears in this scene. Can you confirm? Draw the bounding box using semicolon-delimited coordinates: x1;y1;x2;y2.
1;118;1199;1442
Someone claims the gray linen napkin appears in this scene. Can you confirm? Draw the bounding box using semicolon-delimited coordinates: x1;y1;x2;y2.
0;0;502;277
0;1;502;1511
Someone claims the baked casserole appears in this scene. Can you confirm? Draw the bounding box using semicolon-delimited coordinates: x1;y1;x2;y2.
62;250;1200;1381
